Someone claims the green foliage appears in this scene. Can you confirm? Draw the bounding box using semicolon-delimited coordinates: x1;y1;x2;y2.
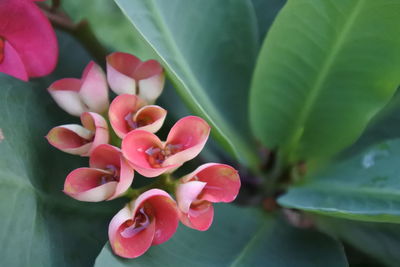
250;0;400;163
316;216;400;267
95;205;347;267
0;33;121;267
279;139;400;223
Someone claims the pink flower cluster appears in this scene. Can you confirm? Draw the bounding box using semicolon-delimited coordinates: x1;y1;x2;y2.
46;52;241;258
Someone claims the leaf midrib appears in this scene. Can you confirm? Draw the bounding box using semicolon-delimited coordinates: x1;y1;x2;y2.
286;0;365;159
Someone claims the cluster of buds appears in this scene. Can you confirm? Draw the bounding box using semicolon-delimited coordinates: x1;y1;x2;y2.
46;52;241;258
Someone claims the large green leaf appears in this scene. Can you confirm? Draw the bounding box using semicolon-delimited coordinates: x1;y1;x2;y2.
0;33;121;266
250;0;400;163
316;216;400;267
95;205;347;267
279;139;400;223
113;0;260;169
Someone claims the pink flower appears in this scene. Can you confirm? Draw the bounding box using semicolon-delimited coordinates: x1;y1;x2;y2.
63;144;134;202
48;61;109;116
106;52;165;104
122;116;210;177
46;112;109;156
176;163;240;231
0;0;58;81
109;189;179;258
109;94;167;138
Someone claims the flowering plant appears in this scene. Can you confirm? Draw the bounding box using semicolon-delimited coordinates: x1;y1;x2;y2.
1;0;400;266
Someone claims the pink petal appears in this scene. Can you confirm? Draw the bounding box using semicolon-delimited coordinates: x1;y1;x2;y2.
80;112;109;156
0;0;58;77
89;144;121;169
89;144;135;199
176;181;206;213
0;40;28;81
109;205;156;258
134;105;167;133
122;130;179;177
183;163;241;203
64;168;117;202
46;124;93;155
79;61;109;114
135;60;164;104
111;157;135;199
108;94;147;138
47;78;87;116
163;116;210;166
145;193;179;245
106;52;140;95
179;201;214;231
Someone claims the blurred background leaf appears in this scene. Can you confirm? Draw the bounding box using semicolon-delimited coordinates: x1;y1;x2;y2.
95;205;347;267
250;0;400;164
315;215;400;267
279;139;400;223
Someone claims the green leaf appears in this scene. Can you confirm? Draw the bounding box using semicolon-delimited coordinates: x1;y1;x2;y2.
113;0;260;169
0;32;121;266
316;216;400;267
250;0;400;163
279;139;400;223
95;205;347;267
62;0;153;58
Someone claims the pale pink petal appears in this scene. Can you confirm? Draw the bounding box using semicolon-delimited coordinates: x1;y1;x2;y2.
176;181;206;213
134;105;167;133
64;168;117;202
80;112;109;156
47;78;87;116
0;0;58;77
163;116;210;166
46;124;93;155
110;157;135;200
0;40;28;81
179;201;214;231
109;204;156;259
183;163;241;203
106;52;140;95
108;94;146;138
122;130;178;177
135;60;164;104
79;61;109;114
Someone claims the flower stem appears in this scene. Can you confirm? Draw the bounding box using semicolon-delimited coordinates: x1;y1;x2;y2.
123;174;178;200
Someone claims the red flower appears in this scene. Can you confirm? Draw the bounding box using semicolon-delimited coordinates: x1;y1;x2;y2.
176;163;240;231
122;116;210;177
0;0;58;81
109;189;179;258
63;144;134;202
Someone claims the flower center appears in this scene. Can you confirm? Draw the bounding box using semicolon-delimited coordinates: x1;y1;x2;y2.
120;207;151;238
99;164;120;185
124;113;151;130
145;144;182;168
0;37;4;64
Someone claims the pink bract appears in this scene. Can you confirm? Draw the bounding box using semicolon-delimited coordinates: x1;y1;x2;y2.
109;94;167;138
63;144;134;202
109;189;179;258
48;61;109;116
122;116;210;177
106;52;165;104
46;112;109;156
0;0;57;81
176;163;240;231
